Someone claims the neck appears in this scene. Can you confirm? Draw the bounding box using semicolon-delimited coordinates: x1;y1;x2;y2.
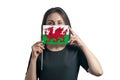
46;44;66;52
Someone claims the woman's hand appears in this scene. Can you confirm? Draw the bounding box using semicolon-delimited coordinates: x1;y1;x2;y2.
31;41;45;59
69;27;84;47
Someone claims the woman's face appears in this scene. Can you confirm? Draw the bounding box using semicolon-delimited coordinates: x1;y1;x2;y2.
46;12;65;25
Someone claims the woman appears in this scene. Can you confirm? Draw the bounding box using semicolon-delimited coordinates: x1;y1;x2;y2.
25;7;103;80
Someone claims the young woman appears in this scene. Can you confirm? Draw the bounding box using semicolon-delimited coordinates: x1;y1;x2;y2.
25;7;103;80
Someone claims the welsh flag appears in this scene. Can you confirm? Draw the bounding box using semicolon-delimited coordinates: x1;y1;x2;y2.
41;25;70;44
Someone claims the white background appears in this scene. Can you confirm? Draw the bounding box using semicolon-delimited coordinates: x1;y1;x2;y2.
0;0;120;80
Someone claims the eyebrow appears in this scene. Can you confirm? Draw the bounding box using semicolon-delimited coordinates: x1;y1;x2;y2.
47;20;53;22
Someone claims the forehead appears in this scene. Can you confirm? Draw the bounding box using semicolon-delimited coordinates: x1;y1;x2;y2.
47;12;63;21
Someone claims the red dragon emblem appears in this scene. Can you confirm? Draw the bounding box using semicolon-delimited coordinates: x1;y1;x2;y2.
44;27;68;42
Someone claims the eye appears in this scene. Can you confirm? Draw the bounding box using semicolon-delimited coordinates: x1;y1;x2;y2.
46;21;54;25
48;22;53;25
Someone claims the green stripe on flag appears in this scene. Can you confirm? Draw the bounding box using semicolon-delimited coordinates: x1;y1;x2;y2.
42;35;69;44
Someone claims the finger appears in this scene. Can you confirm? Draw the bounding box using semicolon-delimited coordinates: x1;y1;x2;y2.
69;35;74;42
69;37;74;44
39;45;45;50
68;27;75;35
36;49;42;54
69;40;74;45
68;36;72;43
69;37;76;44
34;42;44;47
36;47;43;53
34;44;45;50
38;42;45;47
33;41;40;46
40;43;45;46
35;41;42;45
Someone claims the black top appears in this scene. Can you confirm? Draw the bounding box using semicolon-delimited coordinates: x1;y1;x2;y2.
27;44;89;80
